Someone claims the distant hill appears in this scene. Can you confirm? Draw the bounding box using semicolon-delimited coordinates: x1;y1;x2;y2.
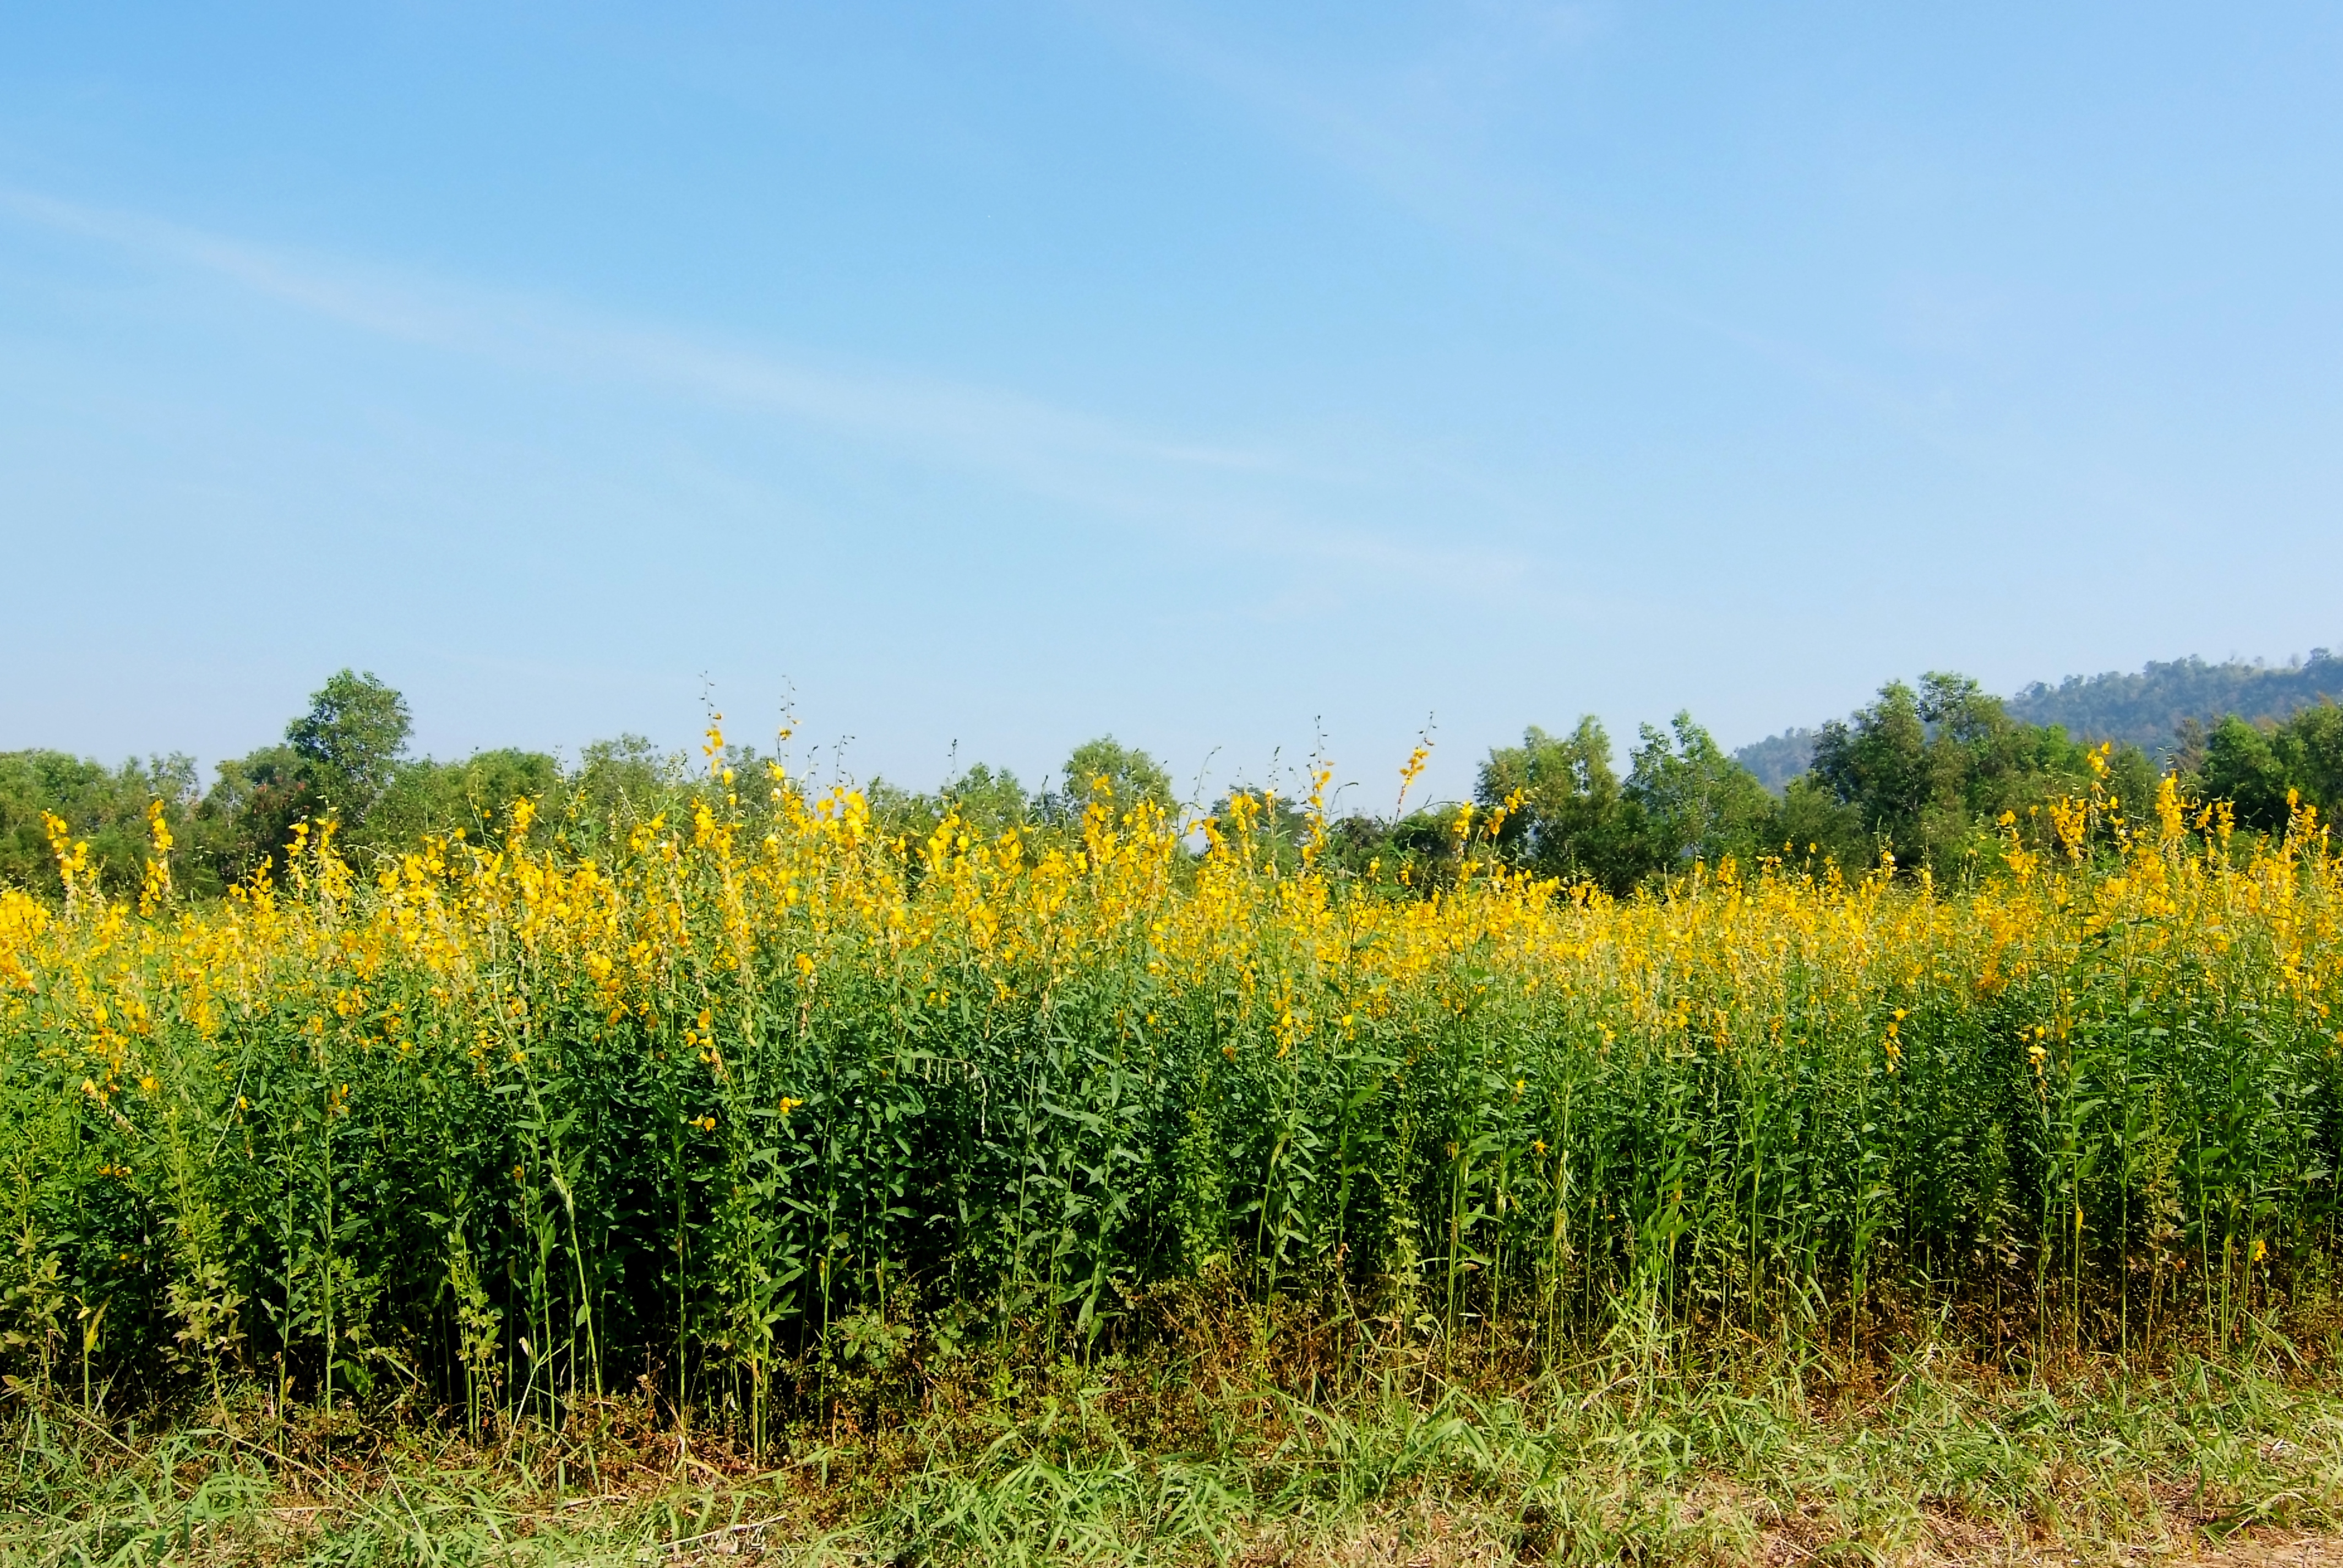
2007;651;2342;754
1735;727;1823;793
1735;649;2342;789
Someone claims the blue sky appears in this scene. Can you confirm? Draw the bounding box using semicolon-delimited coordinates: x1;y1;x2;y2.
4;4;2340;807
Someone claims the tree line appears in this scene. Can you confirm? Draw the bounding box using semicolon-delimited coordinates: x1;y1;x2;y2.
0;673;1192;902
4;673;570;901
1459;674;2339;895
1738;647;2343;788
6;666;2341;904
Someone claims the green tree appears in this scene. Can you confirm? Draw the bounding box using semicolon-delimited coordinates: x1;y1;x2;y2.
0;751;200;899
182;671;418;885
870;763;1036;847
942;763;1032;839
285;669;413;825
189;744;316;888
1315;807;1461;893
1811;672;2146;871
1206;780;1315;874
2273;703;2343;813
1476;719;1642;891
2199;715;2296;832
363;749;563;852
1056;736;1174;821
572;734;681;828
1772;774;1871;868
2194;701;2343;832
865;777;946;845
1625;713;1777;872
1808;681;1933;862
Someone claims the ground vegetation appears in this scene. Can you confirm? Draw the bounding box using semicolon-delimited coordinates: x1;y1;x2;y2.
6;674;2343;1560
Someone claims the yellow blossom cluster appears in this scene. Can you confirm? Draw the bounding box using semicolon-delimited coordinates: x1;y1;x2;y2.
0;759;2334;1408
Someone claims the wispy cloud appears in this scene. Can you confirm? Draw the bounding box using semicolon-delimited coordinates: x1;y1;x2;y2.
1087;2;1609;242
1076;3;2034;473
1;189;1258;475
1;186;1536;597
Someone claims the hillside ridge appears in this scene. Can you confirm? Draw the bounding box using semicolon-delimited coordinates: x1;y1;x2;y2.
1736;648;2342;790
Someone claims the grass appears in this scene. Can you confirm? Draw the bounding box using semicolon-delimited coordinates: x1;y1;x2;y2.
9;1299;2343;1565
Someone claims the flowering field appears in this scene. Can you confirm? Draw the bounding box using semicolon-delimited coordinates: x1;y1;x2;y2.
1;733;2337;1439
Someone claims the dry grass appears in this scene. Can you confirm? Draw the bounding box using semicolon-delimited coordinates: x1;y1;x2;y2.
9;1307;2343;1567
